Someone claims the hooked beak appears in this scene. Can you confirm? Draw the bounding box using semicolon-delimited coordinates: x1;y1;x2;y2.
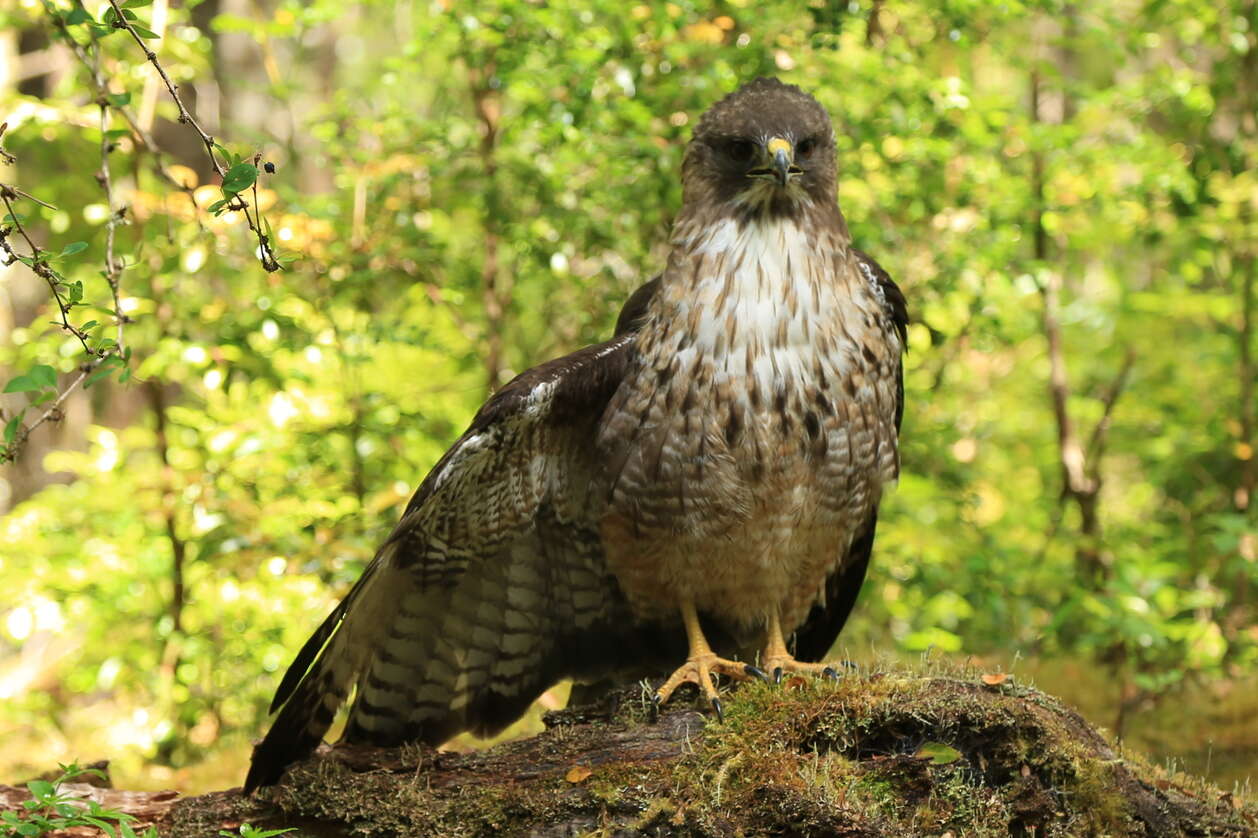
768;137;793;186
750;136;802;187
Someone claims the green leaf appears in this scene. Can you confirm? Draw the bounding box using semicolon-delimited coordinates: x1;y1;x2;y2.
3;413;22;445
107;92;132;107
121;8;138;19
221;162;258;195
4;375;35;394
64;6;92;24
915;742;962;765
80;319;98;331
83;816;121;838
123;0;154;6
130;25;160;38
207;199;228;214
84;357;123;388
105;128;131;139
60;241;88;258
26;779;55;799
5;365;56;394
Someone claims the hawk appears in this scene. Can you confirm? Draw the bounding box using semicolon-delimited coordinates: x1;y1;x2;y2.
244;77;907;793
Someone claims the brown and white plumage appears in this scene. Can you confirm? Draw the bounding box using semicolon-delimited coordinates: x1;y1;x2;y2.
245;77;907;793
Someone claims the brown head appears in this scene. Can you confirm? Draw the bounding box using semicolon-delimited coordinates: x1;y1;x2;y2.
681;78;838;223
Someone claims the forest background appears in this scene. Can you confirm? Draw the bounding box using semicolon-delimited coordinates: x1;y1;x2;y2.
0;0;1255;796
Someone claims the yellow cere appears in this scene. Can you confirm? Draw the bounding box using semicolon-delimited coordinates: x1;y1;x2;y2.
766;137;793;158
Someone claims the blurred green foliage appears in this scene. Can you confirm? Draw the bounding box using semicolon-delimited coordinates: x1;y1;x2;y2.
0;0;1255;791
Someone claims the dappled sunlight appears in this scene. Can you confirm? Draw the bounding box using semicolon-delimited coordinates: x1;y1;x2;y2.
1;0;1255;807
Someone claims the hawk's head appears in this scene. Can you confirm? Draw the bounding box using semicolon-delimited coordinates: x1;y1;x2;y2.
682;78;837;221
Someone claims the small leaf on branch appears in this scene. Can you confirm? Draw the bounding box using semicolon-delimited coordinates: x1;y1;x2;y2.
60;241;88;258
222;163;258;195
120;8;138;20
64;7;92;24
5;365;56;393
207;199;228;215
4;413;23;444
131;25;160;38
85;357;124;388
107;92;132;107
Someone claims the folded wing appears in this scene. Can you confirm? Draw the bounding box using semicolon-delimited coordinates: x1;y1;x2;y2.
245;331;645;792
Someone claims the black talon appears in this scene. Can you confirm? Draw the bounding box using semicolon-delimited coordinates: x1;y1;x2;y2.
650;694;662;722
821;666;839;681
773;667;784;684
711;697;724;722
745;664;769;681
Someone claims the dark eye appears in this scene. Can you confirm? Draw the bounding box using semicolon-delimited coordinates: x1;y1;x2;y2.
797;137;819;157
723;139;757;163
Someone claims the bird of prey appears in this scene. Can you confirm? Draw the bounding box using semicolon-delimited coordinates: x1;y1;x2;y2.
245;77;907;793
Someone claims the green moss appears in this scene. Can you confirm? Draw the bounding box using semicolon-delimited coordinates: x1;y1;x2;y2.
199;663;1254;837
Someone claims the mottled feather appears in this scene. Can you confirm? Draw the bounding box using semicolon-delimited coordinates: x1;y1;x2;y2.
246;77;908;792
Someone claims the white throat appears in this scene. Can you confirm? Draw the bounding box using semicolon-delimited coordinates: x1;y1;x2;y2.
663;215;853;399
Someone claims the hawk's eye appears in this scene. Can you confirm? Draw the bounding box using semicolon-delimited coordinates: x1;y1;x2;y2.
797;137;819;157
723;139;757;163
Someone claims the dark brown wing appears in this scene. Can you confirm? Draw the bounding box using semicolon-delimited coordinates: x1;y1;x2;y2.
614;275;660;336
246;332;646;792
792;249;907;661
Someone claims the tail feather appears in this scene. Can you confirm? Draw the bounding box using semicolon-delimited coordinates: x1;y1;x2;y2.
244;555;393;793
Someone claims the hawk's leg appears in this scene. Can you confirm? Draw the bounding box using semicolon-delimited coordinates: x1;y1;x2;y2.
654;601;765;720
762;610;840;683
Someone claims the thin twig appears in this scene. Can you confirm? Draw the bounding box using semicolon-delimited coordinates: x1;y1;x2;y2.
0;122;14;164
46;5;209;237
101;0;279;270
93;78;127;354
0;187;94;356
2;365;99;463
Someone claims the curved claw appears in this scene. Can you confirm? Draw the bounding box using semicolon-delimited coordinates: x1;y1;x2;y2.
744;664;769;682
649;694;662;723
773;666;784;684
711;697;724;723
821;666;839;681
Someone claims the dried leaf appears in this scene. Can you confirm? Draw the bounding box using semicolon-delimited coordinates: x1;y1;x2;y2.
981;672;1010;686
565;765;592;784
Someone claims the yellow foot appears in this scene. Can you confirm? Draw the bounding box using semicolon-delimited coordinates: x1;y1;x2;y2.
760;655;850;684
653;654;767;721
